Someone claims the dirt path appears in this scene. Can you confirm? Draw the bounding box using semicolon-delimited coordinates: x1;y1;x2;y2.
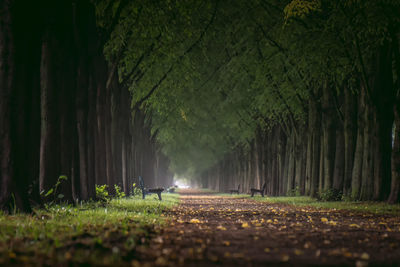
138;190;400;266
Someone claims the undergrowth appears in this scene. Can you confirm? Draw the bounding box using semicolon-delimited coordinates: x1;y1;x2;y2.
0;194;179;266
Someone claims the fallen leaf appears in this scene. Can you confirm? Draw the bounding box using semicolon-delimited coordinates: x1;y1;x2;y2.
190;219;201;224
155;257;167;265
360;252;370;260
356;260;369;267
281;254;290;262
294;249;304;255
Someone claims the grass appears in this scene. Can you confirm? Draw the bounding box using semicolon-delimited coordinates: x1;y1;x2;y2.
0;193;179;266
222;194;400;215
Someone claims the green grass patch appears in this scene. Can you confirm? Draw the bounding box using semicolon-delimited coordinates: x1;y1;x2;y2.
221;193;400;215
0;194;179;265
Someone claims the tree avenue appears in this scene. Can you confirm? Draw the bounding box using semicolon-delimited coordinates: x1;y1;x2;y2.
0;0;399;213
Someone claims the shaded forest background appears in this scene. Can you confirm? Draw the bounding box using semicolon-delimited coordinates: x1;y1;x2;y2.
0;0;399;213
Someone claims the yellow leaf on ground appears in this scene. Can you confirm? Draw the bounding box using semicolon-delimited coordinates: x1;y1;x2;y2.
241;222;250;228
344;252;353;258
232;253;244;258
281;254;290;262
223;241;230;246
216;225;227;231
321;217;328;222
360;252;370;260
349;224;361;228
155;257;168;265
294;249;304;255
190;218;201;224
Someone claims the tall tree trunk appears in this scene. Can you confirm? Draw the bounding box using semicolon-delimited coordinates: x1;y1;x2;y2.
0;0;19;212
372;42;394;200
333;123;345;193
351;85;365;199
343;87;357;196
321;83;336;191
388;98;400;203
359;96;374;201
388;23;400;204
39;30;61;194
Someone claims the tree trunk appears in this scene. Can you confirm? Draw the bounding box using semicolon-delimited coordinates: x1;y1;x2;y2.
39;30;60;194
351;85;365;200
359;96;374;201
321;83;336;191
0;0;17;212
388;98;400;203
343;87;357;196
372;42;394;200
333;123;345;192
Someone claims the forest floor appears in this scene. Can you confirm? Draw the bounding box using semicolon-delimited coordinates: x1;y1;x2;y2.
138;189;400;266
1;190;400;266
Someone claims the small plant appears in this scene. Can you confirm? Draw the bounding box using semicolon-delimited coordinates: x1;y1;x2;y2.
132;183;142;197
114;185;126;199
318;188;342;201
96;184;110;202
341;194;353;202
287;186;301;197
41;175;68;204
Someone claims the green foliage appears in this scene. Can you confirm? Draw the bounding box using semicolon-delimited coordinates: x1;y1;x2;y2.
287;186;301;197
318;189;343;202
41;175;68;204
114;185;126;199
95;0;400;181
0;195;179;265
131;183;142;197
95;185;110;202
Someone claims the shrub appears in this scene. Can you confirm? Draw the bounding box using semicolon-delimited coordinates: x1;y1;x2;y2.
318;188;342;201
287;186;301;197
132;183;142;197
40;175;68;205
96;184;110;202
114;185;126;199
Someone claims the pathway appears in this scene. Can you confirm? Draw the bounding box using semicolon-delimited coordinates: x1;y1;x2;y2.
138;189;400;266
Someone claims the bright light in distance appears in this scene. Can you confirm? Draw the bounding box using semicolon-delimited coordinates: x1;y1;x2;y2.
175;180;190;189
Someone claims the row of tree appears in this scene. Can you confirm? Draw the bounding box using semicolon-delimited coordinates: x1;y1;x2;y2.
1;0;399;212
125;0;399;203
0;0;172;213
195;0;399;203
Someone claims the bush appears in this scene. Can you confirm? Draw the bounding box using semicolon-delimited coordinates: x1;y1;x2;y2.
131;183;142;197
287;186;301;197
318;188;342;201
96;184;110;202
114;185;126;199
40;175;68;205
